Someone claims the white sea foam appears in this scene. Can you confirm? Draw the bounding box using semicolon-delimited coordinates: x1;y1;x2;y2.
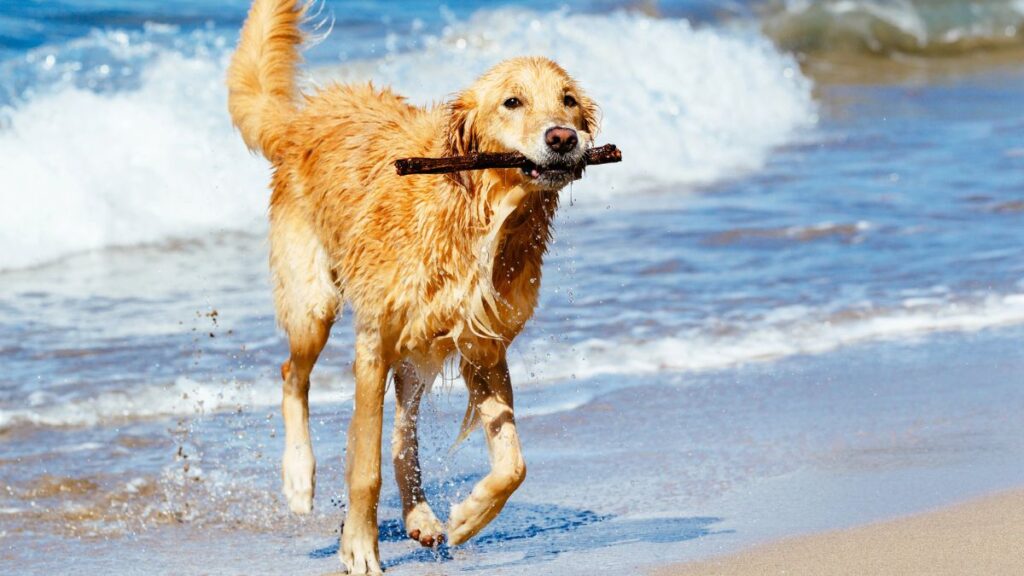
320;9;816;195
0;9;814;271
512;291;1024;382
0;51;269;272
0;375;352;430
5;292;1022;430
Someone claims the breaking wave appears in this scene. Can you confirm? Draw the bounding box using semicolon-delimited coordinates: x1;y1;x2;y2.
764;0;1024;55
0;8;815;271
319;8;816;194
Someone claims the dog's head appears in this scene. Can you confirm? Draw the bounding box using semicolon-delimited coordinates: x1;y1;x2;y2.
446;57;599;191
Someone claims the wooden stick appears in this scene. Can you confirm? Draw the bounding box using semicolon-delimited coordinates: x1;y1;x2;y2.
395;143;622;176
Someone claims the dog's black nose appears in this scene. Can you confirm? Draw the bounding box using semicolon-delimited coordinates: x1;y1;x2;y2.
545;127;578;154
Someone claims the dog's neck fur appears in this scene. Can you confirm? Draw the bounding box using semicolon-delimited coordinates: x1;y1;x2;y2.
423;168;559;352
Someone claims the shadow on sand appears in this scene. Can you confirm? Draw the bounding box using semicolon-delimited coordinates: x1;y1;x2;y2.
310;475;725;571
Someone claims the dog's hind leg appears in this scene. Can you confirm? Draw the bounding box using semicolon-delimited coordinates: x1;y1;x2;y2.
392;361;444;547
279;319;332;514
447;355;526;545
270;208;339;514
340;328;387;574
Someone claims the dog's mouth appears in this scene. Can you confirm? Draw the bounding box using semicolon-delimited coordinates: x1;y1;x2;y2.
519;161;584;184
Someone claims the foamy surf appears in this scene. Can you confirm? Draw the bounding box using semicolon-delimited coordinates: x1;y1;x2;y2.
525;291;1024;382
0;50;269;272
6;290;1023;431
0;8;815;271
318;9;817;194
0;375;353;430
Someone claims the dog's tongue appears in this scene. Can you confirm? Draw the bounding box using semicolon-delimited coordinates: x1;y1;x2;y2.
530;168;542;178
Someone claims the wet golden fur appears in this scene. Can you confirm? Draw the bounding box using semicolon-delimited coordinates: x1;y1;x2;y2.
228;0;599;572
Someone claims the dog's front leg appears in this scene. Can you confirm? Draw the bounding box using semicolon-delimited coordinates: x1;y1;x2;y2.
392;361;444;547
447;356;526;545
341;330;386;574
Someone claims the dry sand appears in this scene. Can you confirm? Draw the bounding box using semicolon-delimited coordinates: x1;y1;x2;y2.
660;489;1024;576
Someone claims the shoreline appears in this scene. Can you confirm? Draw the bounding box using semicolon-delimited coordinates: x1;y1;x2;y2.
3;324;1024;574
659;488;1024;576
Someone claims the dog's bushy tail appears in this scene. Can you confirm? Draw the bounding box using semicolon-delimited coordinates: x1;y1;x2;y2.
227;0;306;160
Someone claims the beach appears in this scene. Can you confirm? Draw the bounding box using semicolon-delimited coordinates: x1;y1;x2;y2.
2;0;1024;574
664;489;1024;576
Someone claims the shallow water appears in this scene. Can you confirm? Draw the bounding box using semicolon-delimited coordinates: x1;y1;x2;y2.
4;327;1024;575
1;0;1023;574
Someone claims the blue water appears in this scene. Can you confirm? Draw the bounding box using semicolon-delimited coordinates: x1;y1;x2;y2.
1;0;1023;574
0;0;742;102
0;0;742;57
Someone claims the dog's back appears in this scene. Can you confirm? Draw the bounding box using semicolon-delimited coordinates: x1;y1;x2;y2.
229;1;467;341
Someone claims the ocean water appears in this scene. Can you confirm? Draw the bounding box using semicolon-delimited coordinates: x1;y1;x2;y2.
1;0;1023;574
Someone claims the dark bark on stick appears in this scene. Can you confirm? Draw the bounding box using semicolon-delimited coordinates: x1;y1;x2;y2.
395;143;622;176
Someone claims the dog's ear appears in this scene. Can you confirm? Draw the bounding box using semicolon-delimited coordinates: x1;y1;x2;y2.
578;92;601;138
444;92;478;190
445;92;478;157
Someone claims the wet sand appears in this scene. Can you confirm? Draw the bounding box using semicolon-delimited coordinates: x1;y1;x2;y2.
661;488;1024;576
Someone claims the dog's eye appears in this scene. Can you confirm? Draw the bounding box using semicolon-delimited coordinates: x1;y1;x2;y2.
503;97;521;109
563;94;578;108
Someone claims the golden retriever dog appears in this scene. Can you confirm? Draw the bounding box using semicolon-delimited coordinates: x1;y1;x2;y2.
227;0;599;572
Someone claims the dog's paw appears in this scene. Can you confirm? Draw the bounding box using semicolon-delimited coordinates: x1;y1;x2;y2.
446;500;475;546
284;484;313;514
282;445;315;514
446;491;503;546
405;502;444;547
341;527;382;575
